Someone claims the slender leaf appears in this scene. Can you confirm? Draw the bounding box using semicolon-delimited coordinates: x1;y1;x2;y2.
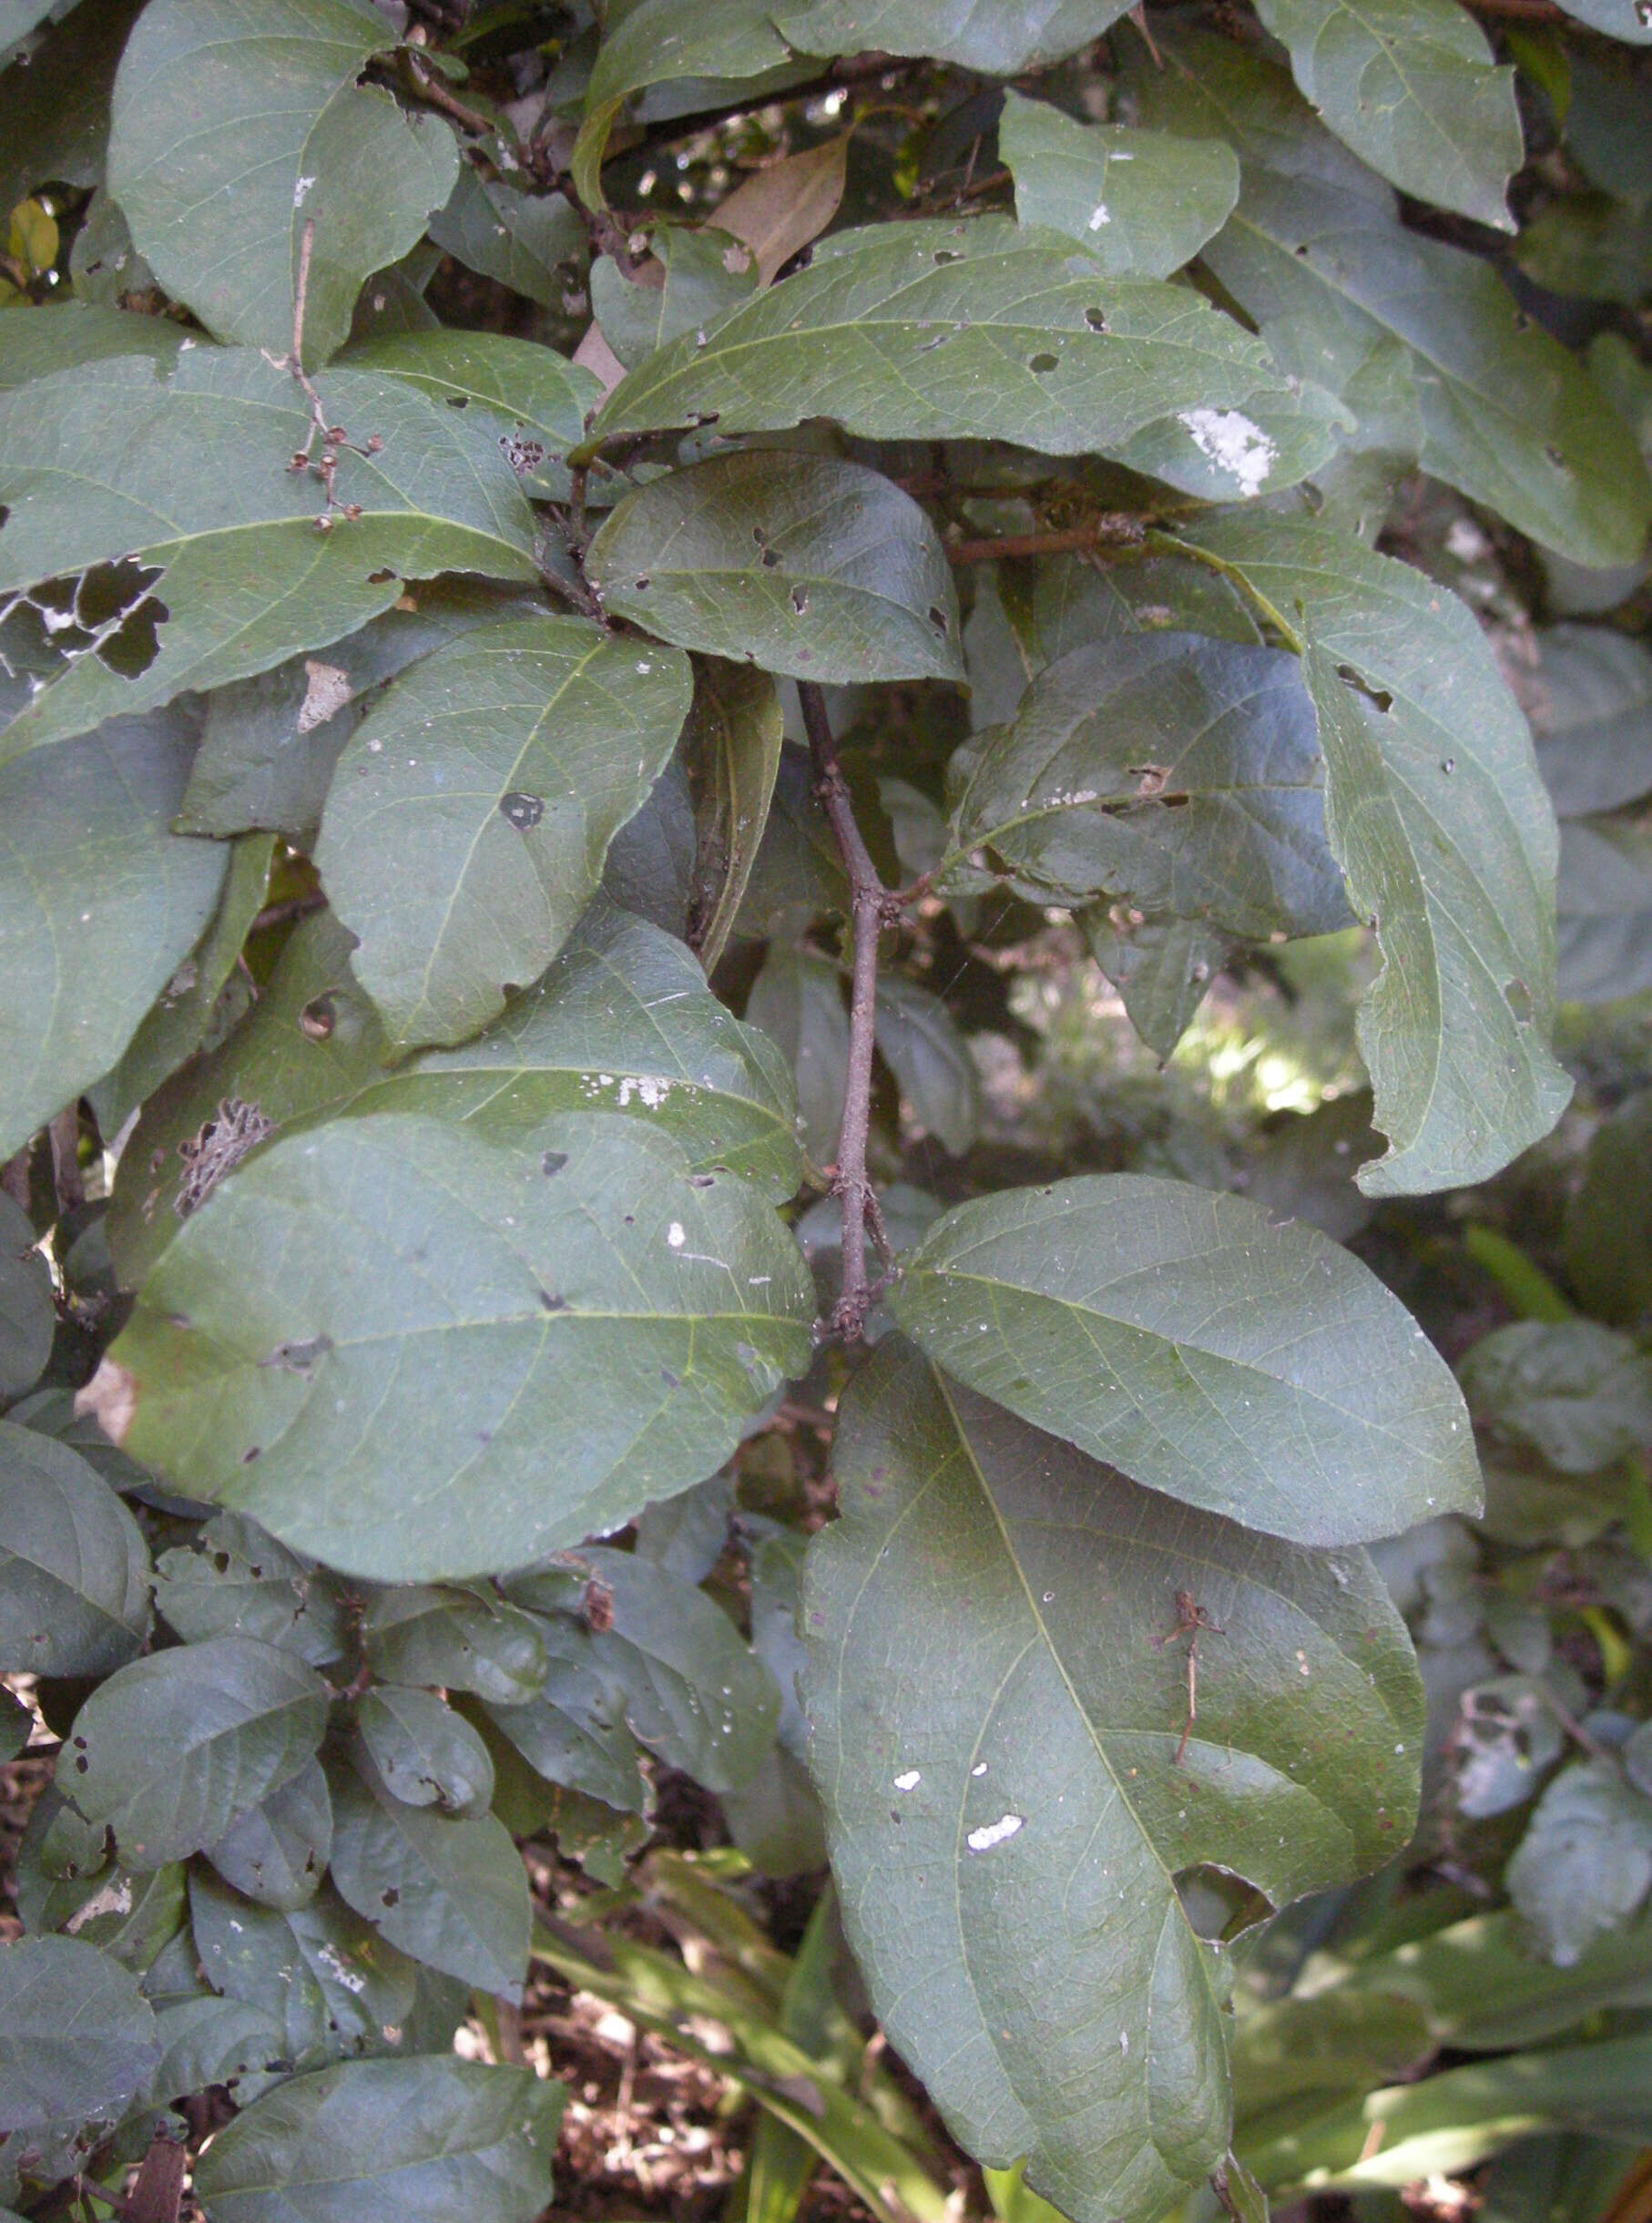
873;974;980;1157
1001;93;1239;278
684;660;785;973
745;945;849;1171
889;1171;1480;1546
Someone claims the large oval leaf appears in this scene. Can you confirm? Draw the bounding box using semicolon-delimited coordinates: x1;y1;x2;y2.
0;707;228;1158
1171;511;1573;1194
586;217;1346;505
0;1936;158;2134
888;1172;1479;1546
192;2055;564;2223
315;618;691;1047
66;1635;331;1868
586;453;964;683
108;0;458;367
0;350;538;760
950;631;1349;936
0;1423;151;1677
97;1111;813;1582
803;1341;1423;2223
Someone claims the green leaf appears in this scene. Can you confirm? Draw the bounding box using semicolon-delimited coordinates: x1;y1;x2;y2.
329;1752;532;1996
684;659;785;974
1131;32;1652;566
103;1111;813;1582
151;1513;348;1668
1164;509;1571;1193
205;1756;333;1911
1556;816;1652;1003
722;1529;827;1875
1532;625;1652;818
426;169;586;310
586;217;1347;505
873;974;979;1157
0;708;229;1158
0;1424;151;1677
315;617;691;1047
357;1688;496;1815
509;1547;781;1793
1551;0;1652;42
66;1635;331;1869
949;633;1349;938
107;0;459;367
745;944;849;1172
1461;1321;1652;1473
193;2055;564;2223
0;1190;53;1400
889;1172;1479;1547
803;1340;1424;2223
586;453;964;684
1000;93;1239;278
1564;1091;1652;1327
1229;1992;1431;2123
480;1622;651;1815
339;330;603;473
591;227;760;371
189;1871;418;2069
1081;909;1232;1061
1249;0;1521;227
0;303;183;389
147;1994;289;2107
0;1936;158;2134
0;350;538;760
362;1586;548;1704
770;0;1132;69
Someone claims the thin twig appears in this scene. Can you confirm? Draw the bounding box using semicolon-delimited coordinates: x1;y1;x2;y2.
401;49;498;137
1534;1677;1616;1766
272;218;380;525
947;516;1147;566
800;681;901;1342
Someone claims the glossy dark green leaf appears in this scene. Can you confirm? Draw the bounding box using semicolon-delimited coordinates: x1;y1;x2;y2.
745;944;849;1171
1531;626;1652;818
1462;1321;1652;1473
1564;1091;1652;1327
1081;909;1232;1060
587;453;964;683
107;0;459;367
147;1994;289;2107
151;1513;347;1667
103;1112;813;1583
189;1871;417;2070
683;659;785;974
193;2055;564;2223
1001;93;1239;278
205;1757;333;1911
509;1548;781;1794
315;617;691;1047
0;1424;151;1678
587;218;1347;505
1249;0;1521;226
592;227;760;370
804;1341;1423;2223
950;633;1348;938
481;1620;651;1816
873;974;980;1157
1166;509;1570;1193
357;1688;495;1815
66;1636;330;1868
0;708;229;1158
1132;32;1652;566
0;350;538;760
890;1172;1479;1546
329;1753;531;1997
0;1936;158;2133
0;1198;54;1403
771;0;1132;68
362;1586;548;1705
1556;816;1652;1003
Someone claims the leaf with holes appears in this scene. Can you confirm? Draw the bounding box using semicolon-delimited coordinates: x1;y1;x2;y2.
65;1636;330;1869
949;632;1350;939
107;0;458;367
1001;93;1239;278
0;707;229;1158
98;1112;813;1583
204;1756;333;1911
357;1688;495;1817
151;1513;347;1667
315;617;690;1047
803;1340;1423;2223
0;349;537;760
586;217;1348;505
0;1423;151;1677
339;331;603;481
587;454;964;684
889;1172;1479;1546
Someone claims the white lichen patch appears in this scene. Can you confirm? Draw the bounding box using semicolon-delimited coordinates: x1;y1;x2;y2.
667;1222;686;1249
1178;408;1277;498
966;1812;1024;1852
1087;202;1111;229
317;1943;368;1993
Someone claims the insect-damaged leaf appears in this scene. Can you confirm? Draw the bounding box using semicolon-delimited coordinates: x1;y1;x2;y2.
315;618;691;1048
586;217;1347;506
586;453;964;684
99;1111;813;1583
948;632;1348;938
803;1341;1423;2223
108;0;459;368
889;1173;1480;1547
0;349;538;761
1168;511;1572;1193
339;331;602;477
